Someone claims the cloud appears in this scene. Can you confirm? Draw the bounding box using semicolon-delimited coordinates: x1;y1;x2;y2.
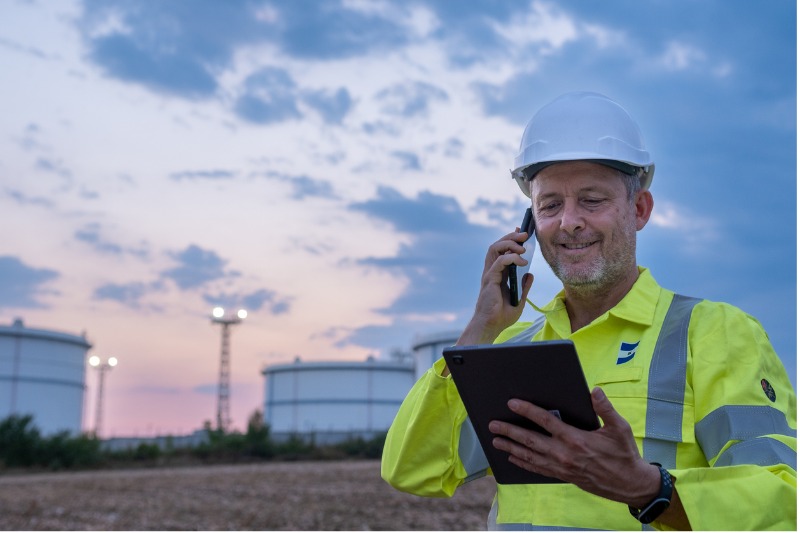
303;87;353;124
78;1;274;98
88;33;219;98
258;172;338;200
35;157;72;179
275;0;410;59
203;288;292;316
376;81;449;118
442;137;464;158
75;224;123;254
361;120;399;136
656;41;707;71
161;244;239;290
0;36;51;60
74;223;149;258
93;281;151;306
346;187;499;348
233;67;302;124
0;256;59;309
14;123;50;152
391;151;421;171
492;0;579;53
169;169;237;181
472;197;530;227
647;201;719;255
192;383;217;396
341;0;440;39
4;189;55;209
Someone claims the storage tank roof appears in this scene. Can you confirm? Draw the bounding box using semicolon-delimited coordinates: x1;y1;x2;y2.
262;358;413;375
411;329;462;350
0;318;92;349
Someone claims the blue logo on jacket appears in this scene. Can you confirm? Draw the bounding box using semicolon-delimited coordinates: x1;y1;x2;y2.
616;341;640;364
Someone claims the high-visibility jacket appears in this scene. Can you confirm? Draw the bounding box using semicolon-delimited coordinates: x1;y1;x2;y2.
381;268;797;530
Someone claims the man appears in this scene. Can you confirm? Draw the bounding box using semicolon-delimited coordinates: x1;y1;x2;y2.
381;92;797;530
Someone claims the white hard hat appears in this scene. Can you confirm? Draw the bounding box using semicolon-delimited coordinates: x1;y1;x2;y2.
510;91;654;197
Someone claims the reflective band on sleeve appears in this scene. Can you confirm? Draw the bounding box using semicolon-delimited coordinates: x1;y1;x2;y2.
643;294;701;469
459;417;490;482
696;404;797;462
715;437;797;470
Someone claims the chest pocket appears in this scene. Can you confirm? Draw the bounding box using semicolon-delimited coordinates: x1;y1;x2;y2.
594;365;644;392
593;366;648;439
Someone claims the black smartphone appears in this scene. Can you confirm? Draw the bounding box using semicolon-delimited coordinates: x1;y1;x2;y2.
507;208;536;306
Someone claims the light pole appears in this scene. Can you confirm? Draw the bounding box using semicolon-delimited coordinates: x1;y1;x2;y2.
88;355;117;438
210;307;247;432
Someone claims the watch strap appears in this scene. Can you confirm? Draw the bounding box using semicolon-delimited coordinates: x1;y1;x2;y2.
629;463;673;524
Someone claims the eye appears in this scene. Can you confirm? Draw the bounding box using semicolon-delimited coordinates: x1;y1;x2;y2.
582;197;604;207
540;201;561;213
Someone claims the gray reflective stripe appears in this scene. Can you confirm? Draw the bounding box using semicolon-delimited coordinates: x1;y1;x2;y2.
459;417;490;482
488;499;499;531
487;498;632;531
503;315;546;344
696;404;797;462
715;437;797;469
642;294;701;469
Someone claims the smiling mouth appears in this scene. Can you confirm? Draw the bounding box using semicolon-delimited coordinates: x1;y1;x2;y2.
560;242;596;250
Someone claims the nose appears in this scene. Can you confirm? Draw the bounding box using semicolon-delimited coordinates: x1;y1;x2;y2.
559;199;585;234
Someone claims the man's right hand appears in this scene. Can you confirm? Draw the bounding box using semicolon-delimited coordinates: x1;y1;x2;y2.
456;229;534;347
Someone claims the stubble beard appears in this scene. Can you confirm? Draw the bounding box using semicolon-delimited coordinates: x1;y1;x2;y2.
542;227;638;297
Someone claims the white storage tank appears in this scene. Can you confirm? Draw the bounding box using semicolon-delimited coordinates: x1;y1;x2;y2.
262;357;414;444
412;330;461;380
0;318;91;435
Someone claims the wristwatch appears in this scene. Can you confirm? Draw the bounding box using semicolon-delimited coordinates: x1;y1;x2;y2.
629;463;673;524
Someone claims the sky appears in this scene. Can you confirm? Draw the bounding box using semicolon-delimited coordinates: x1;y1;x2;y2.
0;0;795;437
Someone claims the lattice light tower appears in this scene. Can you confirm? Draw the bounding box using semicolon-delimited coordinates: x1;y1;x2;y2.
210;307;247;432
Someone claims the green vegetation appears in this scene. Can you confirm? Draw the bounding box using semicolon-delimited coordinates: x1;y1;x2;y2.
0;411;386;472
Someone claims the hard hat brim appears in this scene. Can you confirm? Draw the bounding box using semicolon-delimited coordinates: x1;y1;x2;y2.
511;159;654;198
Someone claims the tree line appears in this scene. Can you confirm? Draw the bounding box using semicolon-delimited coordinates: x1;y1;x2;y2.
0;411;386;471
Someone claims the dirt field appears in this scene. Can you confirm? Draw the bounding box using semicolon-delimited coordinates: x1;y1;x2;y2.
0;460;497;530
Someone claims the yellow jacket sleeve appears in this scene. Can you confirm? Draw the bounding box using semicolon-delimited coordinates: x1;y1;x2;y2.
664;302;797;531
380;357;472;497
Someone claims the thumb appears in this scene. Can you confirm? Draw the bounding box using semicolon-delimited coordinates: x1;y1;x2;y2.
520;272;534;301
591;387;625;428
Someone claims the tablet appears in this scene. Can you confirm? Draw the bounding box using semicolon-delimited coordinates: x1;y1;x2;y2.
443;340;599;484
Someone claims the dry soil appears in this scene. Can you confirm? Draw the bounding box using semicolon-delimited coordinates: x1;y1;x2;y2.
0;460;497;530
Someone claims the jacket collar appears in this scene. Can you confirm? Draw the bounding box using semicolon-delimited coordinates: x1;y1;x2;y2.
538;267;660;330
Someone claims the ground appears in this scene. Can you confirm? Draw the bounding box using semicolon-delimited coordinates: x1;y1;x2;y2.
0;460;497;530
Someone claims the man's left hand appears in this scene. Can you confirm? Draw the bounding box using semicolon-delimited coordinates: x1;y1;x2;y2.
489;387;660;508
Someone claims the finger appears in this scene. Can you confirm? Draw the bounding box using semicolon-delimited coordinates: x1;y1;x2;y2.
491;434;538;461
492;437;557;478
590;387;626;429
484;253;529;285
506;399;565;437
488;239;527;260
489;418;550;456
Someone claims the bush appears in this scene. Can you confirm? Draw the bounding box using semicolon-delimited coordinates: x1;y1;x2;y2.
333;433;386;459
39;431;102;470
0;415;102;470
0;411;388;471
0;414;41;467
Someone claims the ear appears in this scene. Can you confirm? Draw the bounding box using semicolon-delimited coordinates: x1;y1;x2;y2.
634;190;654;231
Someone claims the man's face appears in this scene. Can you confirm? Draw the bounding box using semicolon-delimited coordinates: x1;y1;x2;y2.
529;161;648;292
